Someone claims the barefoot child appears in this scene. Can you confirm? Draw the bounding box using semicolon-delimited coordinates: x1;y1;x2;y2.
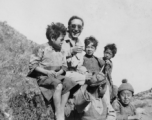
112;79;142;120
28;22;78;120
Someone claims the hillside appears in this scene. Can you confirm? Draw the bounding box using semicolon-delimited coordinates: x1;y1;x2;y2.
0;22;152;120
0;22;54;120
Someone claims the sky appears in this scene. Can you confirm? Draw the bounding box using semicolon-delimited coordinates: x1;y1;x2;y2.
0;0;152;93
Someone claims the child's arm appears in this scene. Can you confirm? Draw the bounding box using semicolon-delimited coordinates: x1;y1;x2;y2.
105;60;113;85
28;45;56;77
35;66;55;76
54;51;68;77
55;69;64;77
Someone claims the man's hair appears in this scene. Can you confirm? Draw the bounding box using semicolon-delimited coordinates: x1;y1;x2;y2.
68;16;84;26
46;22;67;41
84;36;98;49
104;43;117;57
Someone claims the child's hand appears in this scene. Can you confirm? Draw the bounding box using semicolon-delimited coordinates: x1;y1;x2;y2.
85;73;92;80
54;72;60;78
47;70;56;77
105;60;112;67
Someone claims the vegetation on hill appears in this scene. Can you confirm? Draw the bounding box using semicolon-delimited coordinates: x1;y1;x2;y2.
0;22;54;120
0;21;151;119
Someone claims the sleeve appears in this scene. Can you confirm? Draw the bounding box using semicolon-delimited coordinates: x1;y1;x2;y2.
112;100;129;120
28;46;44;74
62;51;68;72
106;62;113;85
77;52;85;68
61;40;72;57
74;85;91;113
106;104;116;120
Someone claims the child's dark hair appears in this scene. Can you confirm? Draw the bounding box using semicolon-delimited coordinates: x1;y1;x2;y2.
104;43;117;57
46;22;67;41
68;16;84;27
84;36;98;49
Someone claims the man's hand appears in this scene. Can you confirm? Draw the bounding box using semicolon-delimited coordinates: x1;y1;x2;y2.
72;46;83;54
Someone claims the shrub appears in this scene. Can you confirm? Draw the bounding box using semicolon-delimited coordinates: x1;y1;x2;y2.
8;91;54;120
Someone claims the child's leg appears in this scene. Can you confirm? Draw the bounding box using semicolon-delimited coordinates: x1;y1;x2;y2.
60;92;70;120
53;83;63;120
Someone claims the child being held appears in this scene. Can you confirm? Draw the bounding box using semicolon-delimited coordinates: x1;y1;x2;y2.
112;79;142;120
100;43;118;104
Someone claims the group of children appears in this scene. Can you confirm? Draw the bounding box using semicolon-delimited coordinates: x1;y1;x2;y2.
28;16;143;120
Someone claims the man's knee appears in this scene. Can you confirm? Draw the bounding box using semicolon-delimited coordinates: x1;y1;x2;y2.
56;83;63;91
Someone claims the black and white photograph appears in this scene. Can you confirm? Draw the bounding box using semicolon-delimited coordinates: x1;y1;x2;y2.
0;0;152;120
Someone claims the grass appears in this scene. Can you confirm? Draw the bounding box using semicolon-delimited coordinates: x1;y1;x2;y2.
0;21;152;120
0;22;55;120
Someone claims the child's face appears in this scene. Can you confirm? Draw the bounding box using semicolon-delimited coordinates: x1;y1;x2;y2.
53;34;65;49
119;90;133;105
104;49;113;60
85;42;96;56
98;83;107;98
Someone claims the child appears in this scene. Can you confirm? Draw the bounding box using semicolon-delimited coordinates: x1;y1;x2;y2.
82;36;105;74
27;22;78;120
112;79;142;120
100;43;117;104
74;71;116;120
102;43;117;86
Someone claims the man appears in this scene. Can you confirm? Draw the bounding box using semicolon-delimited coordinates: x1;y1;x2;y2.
62;16;91;85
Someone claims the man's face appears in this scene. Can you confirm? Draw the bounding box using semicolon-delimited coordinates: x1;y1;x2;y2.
104;49;113;60
98;83;107;98
69;19;83;39
119;90;133;105
85;42;96;56
53;34;65;50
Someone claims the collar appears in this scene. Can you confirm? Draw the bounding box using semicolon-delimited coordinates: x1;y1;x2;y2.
85;54;94;58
